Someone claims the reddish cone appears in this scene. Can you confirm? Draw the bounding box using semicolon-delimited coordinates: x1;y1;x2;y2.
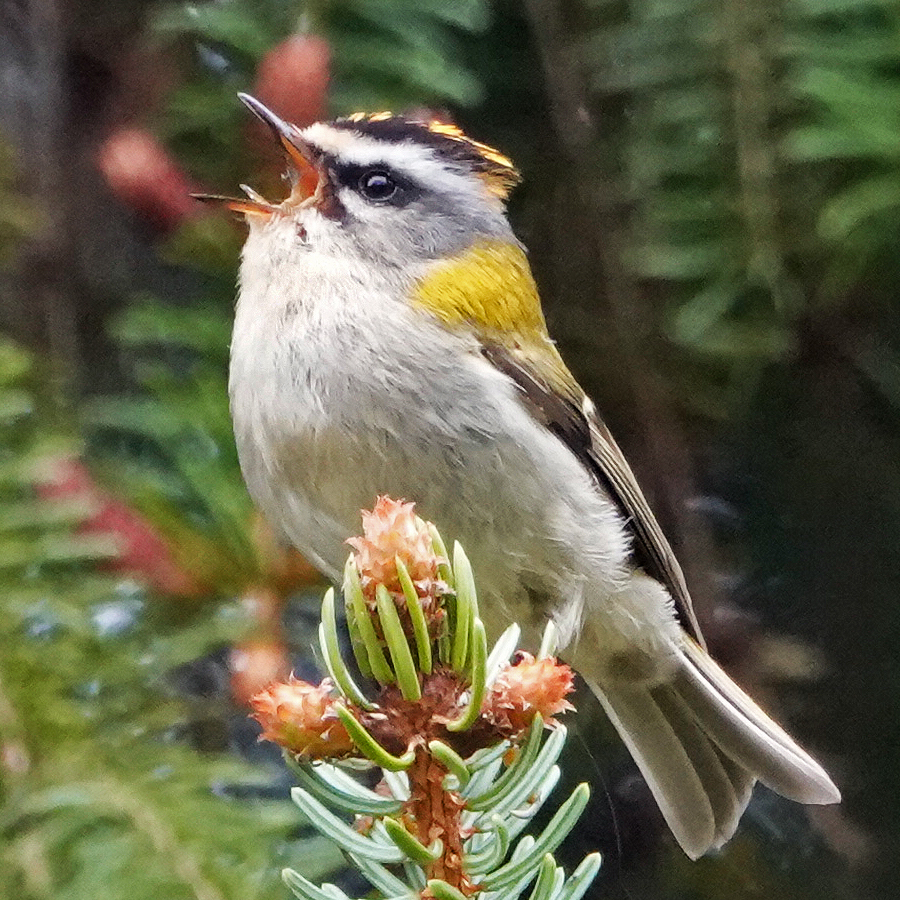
97;127;202;233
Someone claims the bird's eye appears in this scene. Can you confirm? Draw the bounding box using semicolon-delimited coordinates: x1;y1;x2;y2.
358;169;397;202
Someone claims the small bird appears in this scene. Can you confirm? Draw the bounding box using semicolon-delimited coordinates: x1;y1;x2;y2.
224;94;840;858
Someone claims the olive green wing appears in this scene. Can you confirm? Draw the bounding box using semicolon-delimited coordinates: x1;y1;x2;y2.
481;340;705;646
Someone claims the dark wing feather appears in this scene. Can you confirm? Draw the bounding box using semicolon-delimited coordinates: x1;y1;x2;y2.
584;410;704;645
482;342;705;646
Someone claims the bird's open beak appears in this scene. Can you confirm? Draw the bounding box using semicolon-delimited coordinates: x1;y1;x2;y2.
192;93;321;218
238;93;321;201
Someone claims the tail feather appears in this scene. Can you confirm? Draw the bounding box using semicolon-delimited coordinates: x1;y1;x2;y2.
651;684;744;846
594;682;717;859
587;640;840;858
675;639;840;805
714;746;755;816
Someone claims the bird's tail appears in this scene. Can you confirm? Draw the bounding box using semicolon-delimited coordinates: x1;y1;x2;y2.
585;638;840;859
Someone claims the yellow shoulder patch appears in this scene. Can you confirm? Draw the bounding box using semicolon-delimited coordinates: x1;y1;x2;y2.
413;241;548;339
413;240;584;406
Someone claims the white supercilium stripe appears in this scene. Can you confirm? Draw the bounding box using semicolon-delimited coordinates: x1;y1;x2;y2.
300;122;490;201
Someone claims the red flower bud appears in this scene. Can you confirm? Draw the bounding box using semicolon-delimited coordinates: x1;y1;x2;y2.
485;654;575;736
250;676;354;757
252;33;330;129
347;498;447;637
97;128;202;232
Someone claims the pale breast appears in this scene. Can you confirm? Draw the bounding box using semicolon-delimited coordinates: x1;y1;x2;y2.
231;228;632;647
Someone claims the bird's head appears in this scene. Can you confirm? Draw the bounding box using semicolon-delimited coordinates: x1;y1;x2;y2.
217;95;554;343
216;94;521;271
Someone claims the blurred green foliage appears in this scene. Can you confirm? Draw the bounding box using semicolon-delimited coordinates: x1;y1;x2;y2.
576;0;900;418
83;300;263;595
0;142;42;264
0;338;343;900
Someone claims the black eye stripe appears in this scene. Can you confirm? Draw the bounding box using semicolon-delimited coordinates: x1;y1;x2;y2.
330;162;420;207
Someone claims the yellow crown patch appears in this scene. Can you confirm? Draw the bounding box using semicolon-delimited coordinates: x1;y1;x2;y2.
336;113;521;200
